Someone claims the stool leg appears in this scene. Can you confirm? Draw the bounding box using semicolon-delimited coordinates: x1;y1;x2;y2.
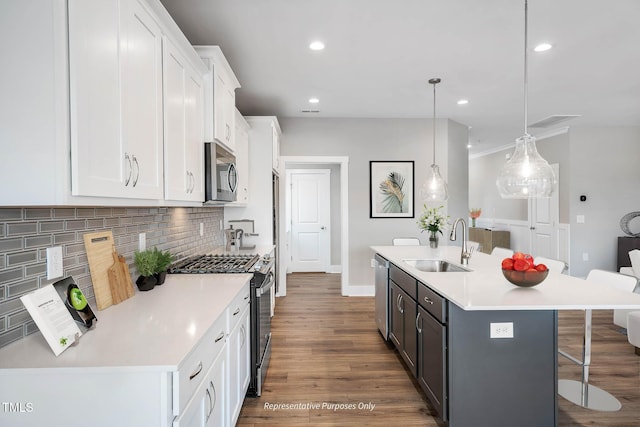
580;309;592;406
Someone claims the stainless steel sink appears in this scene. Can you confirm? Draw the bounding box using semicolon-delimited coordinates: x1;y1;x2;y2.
402;259;471;273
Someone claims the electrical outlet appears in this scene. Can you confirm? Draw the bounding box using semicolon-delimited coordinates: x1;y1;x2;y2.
139;233;146;251
490;322;514;339
583;253;589;261
200;222;204;236
577;215;585;224
370;259;376;268
46;246;63;280
219;220;223;229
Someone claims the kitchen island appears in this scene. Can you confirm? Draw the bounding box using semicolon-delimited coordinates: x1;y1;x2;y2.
371;245;640;427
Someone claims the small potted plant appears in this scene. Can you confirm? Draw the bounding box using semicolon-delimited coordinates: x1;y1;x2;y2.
134;249;157;291
469;208;482;228
152;247;173;285
417;204;450;248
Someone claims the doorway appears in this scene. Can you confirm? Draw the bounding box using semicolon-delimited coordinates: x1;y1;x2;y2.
529;163;560;258
278;156;349;296
288;169;331;272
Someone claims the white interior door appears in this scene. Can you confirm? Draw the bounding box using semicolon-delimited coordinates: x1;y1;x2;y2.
289;169;331;272
529;164;560;258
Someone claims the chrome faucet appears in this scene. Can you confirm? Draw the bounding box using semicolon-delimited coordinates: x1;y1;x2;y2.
449;217;472;265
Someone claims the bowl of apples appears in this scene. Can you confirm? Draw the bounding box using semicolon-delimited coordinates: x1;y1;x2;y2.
501;252;548;287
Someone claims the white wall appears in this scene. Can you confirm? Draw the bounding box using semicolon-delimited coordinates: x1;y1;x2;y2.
279;117;469;290
569;127;640;277
470;126;640;278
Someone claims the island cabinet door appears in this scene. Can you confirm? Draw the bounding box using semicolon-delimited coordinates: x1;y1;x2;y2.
447;305;557;427
389;282;403;349
417;305;447;421
400;293;418;377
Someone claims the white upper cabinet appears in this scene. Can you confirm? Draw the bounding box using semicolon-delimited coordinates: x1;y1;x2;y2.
271;119;281;173
70;0;164;200
0;0;208;206
226;110;250;206
163;36;204;202
195;46;241;153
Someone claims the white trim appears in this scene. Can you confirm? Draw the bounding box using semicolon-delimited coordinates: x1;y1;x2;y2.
328;265;342;274
346;285;374;297
279;156;350;296
470;127;570;159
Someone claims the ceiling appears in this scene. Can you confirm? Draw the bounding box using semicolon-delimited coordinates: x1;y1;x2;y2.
159;0;640;155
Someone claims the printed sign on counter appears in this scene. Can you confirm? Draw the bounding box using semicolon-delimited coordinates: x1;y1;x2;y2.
20;285;83;356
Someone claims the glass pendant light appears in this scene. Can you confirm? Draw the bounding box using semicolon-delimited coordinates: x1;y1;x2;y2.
420;78;448;202
496;0;556;199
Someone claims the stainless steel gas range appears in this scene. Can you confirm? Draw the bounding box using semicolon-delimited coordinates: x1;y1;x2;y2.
168;253;274;397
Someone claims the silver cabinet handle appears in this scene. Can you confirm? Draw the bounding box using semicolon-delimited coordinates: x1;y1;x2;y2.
424;296;434;305
233;307;240;316
416;312;422;333
132;155;139;187
214;332;225;343
189;171;195;193
189;361;202;381
399;294;404;314
186;171;191;193
240;324;246;347
205;387;212;422
210;381;217;418
396;294;402;311
225;123;230;141
124;153;132;186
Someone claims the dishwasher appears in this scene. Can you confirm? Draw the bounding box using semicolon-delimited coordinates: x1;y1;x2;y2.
374;254;390;340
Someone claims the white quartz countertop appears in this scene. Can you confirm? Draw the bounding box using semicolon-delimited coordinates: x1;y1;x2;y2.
0;273;251;371
372;245;640;311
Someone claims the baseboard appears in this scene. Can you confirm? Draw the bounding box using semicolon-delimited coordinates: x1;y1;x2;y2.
327;265;342;274
345;285;375;297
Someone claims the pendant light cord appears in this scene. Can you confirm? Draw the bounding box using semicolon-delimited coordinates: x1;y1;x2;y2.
428;78;440;166
523;0;529;136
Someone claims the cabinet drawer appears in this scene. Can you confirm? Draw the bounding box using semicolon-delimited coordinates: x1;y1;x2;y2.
175;312;226;415
228;283;250;332
390;263;417;300
418;282;447;323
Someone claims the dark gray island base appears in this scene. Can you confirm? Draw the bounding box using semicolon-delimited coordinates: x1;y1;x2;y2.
385;260;557;427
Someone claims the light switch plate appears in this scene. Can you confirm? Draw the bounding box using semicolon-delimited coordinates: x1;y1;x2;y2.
46;246;63;280
139;233;146;251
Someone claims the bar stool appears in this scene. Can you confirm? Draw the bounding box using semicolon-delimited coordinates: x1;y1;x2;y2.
534;256;566;274
490;246;513;259
392;237;420;246
558;269;637;411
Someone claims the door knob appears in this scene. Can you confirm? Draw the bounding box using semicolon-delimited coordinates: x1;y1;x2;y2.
321;226;326;230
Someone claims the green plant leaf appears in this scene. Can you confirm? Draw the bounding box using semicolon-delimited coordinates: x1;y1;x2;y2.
379;172;406;213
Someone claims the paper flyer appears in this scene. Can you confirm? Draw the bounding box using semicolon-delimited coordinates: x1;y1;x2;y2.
20;285;83;356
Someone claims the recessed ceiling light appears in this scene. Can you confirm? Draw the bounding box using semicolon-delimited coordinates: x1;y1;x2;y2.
309;41;325;51
534;43;552;52
308;97;320;104
457;99;469;105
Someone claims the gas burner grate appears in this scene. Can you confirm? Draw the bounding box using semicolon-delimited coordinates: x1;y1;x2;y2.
168;254;260;274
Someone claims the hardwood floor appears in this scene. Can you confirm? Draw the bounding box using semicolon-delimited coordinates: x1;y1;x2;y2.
238;273;640;426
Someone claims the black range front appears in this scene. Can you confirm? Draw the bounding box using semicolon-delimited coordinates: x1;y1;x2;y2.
168;253;275;397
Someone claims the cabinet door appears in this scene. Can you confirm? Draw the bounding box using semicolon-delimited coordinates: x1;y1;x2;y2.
120;0;164;199
271;122;280;171
401;288;418;377
214;72;235;152
163;37;204;202
69;0;123;198
230;113;250;205
389;282;403;349
205;351;226;427
228;306;250;425
418;306;447;419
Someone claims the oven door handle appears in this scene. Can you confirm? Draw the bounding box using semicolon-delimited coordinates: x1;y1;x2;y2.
256;272;275;297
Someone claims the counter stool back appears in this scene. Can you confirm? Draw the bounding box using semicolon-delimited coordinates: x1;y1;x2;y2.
490;246;513;259
392;238;420;246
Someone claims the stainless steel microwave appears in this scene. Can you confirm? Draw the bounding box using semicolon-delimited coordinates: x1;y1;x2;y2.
204;142;237;203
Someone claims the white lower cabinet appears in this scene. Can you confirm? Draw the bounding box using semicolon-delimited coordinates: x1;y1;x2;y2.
228;301;251;425
174;351;226;427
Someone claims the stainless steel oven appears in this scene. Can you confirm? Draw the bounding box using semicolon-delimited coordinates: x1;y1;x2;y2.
250;263;274;396
167;253;275;397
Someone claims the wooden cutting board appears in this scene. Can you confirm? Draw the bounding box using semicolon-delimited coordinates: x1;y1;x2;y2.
108;249;135;304
83;231;116;310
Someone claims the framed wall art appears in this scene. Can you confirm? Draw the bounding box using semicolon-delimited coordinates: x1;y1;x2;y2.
369;161;414;218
